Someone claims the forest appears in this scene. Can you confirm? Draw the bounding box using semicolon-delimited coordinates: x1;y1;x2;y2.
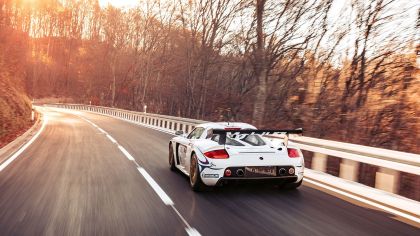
0;0;418;153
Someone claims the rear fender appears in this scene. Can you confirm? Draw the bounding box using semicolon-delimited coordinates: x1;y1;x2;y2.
191;141;226;173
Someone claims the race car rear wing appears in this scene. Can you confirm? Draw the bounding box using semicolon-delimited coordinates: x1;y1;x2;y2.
212;128;303;145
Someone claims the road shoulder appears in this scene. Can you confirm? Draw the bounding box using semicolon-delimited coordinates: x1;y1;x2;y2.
0;110;42;165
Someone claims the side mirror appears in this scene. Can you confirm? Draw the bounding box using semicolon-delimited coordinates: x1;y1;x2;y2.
175;130;184;136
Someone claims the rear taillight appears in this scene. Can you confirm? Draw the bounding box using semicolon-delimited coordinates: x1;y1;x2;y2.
287;148;300;158
204;149;229;159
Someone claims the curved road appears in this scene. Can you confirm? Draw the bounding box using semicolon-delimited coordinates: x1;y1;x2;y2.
0;107;418;235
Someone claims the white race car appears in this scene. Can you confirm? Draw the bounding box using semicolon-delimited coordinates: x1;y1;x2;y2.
169;122;304;191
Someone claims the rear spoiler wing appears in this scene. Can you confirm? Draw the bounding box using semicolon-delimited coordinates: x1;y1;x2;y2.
212;128;303;145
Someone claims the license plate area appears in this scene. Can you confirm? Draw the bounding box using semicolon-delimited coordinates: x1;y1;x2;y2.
245;166;276;177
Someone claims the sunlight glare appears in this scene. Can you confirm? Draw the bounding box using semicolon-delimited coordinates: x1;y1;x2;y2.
98;0;139;8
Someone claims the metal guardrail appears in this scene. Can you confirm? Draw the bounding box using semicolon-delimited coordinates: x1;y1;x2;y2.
43;103;420;197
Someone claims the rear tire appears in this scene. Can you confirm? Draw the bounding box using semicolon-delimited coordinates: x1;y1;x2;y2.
283;179;303;190
190;154;206;192
169;144;176;171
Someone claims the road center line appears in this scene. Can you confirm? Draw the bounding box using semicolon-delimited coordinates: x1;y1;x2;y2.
137;167;174;205
171;206;201;236
97;127;106;133
0;115;48;172
77;114;201;235
118;145;135;161
106;134;117;143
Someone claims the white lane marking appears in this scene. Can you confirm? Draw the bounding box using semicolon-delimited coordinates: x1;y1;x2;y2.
137;167;174;205
83;118;96;126
304;178;420;224
97;127;106;133
83;111;176;135
185;227;201;236
0;116;48;172
118;145;135;161
76;114;201;235
106;134;117;143
170;206;201;236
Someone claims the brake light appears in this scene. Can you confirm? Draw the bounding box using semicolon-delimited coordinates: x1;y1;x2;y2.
204;149;229;159
224;127;241;131
287;148;300;158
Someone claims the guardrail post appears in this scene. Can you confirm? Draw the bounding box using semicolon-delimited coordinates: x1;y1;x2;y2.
375;167;399;193
311;152;327;172
339;159;359;181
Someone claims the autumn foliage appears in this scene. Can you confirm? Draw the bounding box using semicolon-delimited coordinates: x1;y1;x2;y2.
0;0;418;154
0;26;32;147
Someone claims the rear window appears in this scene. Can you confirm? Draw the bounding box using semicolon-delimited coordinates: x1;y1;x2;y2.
240;134;266;146
211;135;244;146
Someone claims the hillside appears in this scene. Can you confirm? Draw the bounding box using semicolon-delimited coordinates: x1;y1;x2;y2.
0;27;32;148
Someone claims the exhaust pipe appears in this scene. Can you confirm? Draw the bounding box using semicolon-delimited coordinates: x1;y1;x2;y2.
236;169;244;177
279;168;286;175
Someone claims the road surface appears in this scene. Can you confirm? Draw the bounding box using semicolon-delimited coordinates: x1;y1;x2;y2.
0;107;418;235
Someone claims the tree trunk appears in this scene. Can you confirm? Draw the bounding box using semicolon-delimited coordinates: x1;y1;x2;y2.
252;0;267;128
111;63;116;107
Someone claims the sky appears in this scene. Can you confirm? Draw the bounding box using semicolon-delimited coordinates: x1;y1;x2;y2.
98;0;418;61
98;0;139;8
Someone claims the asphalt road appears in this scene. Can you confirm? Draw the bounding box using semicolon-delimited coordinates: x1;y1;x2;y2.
0;108;418;236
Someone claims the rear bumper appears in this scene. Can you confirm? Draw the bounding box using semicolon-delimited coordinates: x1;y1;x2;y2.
200;165;304;186
215;176;298;186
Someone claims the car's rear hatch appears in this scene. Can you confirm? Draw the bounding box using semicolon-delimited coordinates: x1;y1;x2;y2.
224;145;292;166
